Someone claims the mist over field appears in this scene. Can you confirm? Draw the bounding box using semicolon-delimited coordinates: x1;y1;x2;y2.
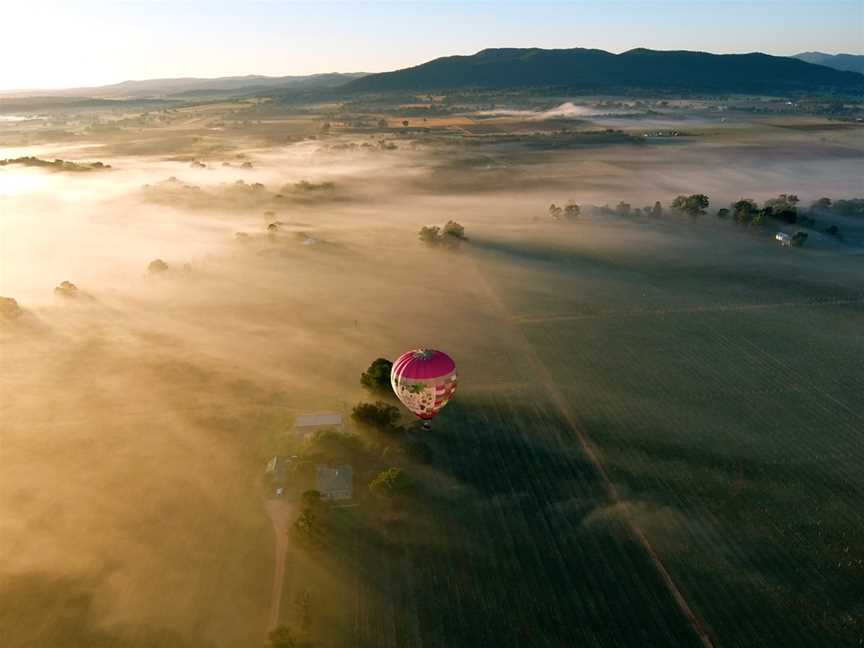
1;88;863;648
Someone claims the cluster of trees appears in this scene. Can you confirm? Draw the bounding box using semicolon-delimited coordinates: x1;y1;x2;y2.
720;194;799;226
289;180;336;194
418;220;467;246
304;428;367;465
720;194;848;239
547;192;859;243
292;489;330;548
143;176;343;211
548;201;581;221
671;194;710;217
810;197;864;219
0;156;110;172
351;401;402;435
551;200;664;219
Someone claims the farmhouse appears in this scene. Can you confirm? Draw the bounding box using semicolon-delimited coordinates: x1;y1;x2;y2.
315;464;354;501
294;412;343;439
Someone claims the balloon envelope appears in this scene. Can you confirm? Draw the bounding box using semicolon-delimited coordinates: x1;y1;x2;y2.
391;349;458;421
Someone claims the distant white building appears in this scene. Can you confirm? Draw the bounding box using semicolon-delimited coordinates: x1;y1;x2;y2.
315;464;353;501
293;412;343;440
775;232;792;247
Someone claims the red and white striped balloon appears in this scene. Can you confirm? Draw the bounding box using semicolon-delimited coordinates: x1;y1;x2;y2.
391;349;458;425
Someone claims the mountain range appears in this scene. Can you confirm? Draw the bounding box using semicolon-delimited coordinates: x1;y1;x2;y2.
793;52;864;75
345;47;863;94
2;48;861;103
0;73;367;100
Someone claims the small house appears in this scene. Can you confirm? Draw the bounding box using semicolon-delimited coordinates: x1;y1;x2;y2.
294;412;343;440
315;464;353;502
775;232;792;247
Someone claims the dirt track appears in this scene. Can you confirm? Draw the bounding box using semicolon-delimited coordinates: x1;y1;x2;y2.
265;499;295;630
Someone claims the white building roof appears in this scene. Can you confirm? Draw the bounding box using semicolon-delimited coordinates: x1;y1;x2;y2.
294;412;343;429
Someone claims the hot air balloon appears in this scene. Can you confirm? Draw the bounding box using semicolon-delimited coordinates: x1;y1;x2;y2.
391;349;458;429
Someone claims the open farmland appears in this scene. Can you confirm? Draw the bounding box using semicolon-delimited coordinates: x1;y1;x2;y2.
471;221;864;646
2;90;863;648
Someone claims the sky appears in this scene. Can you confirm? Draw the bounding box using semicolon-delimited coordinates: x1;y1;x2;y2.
1;0;861;90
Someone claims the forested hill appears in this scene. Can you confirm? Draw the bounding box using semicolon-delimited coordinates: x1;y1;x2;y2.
793;52;864;75
345;47;864;93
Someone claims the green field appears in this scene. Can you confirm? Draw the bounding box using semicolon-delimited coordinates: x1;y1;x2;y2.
271;216;862;647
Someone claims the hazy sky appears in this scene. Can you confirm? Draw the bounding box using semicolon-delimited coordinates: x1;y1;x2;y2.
2;0;861;90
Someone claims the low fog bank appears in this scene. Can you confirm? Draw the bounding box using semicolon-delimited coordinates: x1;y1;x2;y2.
2;109;863;646
477;101;651;120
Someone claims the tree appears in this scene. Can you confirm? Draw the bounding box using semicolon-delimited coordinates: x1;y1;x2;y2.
0;296;22;319
301;489;323;509
810;197;832;214
419;222;467;247
361;358;393;393
832;199;864;218
791;231;808;247
293;497;330;546
652;201;663;217
148;258;169;274
548;203;563;220
563;201;580;220
351;401;401;433
732;199;759;225
369;467;411;500
401;120;409;128
615;201;631;217
764;194;798;224
305;428;365;463
443;220;466;240
671;194;709;217
418;225;441;244
267;625;296;648
54;280;78;298
751;209;767;227
267;222;279;242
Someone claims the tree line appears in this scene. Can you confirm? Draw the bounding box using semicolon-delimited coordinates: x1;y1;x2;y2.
548;193;862;241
